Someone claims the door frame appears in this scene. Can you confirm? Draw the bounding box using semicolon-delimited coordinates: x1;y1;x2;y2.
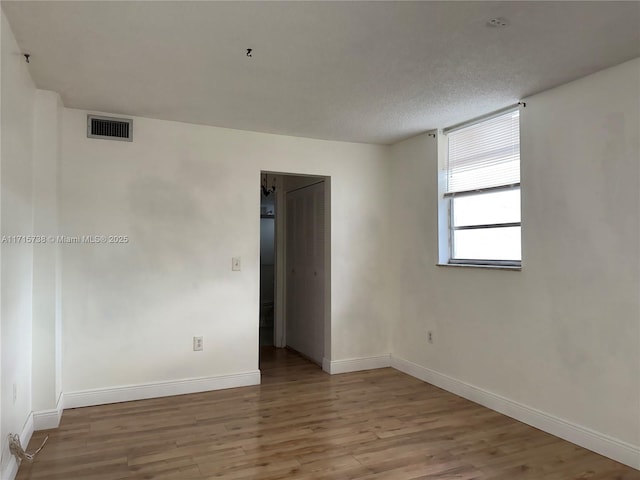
262;171;331;370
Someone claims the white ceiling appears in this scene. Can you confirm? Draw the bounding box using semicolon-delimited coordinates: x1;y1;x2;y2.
3;1;639;145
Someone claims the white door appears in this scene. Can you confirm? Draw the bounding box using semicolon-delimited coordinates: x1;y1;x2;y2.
285;182;325;365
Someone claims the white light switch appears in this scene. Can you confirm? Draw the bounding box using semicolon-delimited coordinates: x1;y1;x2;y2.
232;257;241;271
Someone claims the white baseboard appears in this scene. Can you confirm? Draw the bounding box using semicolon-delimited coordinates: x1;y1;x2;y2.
63;370;261;409
325;354;391;374
1;412;34;480
33;392;64;431
391;355;640;470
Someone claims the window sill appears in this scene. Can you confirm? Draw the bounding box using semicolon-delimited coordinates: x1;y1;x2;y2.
436;263;521;271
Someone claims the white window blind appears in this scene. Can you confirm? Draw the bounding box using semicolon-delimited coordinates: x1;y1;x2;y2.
446;109;520;194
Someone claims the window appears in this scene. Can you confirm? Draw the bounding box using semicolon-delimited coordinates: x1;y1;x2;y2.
443;108;521;267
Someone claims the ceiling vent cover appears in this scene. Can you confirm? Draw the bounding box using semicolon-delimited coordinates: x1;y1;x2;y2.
87;115;133;141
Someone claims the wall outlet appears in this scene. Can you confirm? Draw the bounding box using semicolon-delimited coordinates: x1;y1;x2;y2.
193;336;204;351
13;383;17;404
427;330;434;344
232;257;241;271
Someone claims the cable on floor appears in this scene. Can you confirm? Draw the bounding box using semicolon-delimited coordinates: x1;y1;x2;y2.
8;433;48;462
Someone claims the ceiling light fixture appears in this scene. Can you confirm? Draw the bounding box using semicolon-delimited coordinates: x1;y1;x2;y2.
487;17;509;28
261;173;276;197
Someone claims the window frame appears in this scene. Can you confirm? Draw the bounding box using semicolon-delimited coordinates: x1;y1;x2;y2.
447;184;521;267
441;106;522;268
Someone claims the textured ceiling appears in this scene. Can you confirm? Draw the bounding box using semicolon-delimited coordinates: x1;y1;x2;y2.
2;1;639;145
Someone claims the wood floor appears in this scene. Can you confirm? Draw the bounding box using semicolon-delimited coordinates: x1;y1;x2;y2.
17;348;640;480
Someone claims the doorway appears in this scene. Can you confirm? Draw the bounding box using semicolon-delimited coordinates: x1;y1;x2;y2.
259;178;276;346
259;172;330;369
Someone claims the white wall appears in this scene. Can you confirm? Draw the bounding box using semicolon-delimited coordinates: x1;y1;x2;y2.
390;58;640;457
1;10;35;478
31;89;63;413
60;109;392;394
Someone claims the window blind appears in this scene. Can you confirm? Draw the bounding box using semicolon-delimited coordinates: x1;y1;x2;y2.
446;109;520;194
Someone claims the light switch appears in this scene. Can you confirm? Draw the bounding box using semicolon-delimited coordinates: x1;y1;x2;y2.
232;257;241;271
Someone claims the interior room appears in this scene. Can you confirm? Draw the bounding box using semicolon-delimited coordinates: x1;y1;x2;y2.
1;1;639;479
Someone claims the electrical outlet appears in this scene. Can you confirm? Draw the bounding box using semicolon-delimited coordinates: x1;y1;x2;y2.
193;336;204;351
232;257;241;271
427;331;434;344
13;383;17;404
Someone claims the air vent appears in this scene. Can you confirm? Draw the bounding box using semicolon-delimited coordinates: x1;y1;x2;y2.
87;115;133;141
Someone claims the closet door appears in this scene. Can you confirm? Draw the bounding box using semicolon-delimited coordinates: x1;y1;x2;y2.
285;182;325;365
285;192;303;355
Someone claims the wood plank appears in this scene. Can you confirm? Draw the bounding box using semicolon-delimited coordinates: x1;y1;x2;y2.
16;347;640;479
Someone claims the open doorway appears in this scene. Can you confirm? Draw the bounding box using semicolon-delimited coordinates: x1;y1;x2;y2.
259;172;330;370
259;176;276;346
